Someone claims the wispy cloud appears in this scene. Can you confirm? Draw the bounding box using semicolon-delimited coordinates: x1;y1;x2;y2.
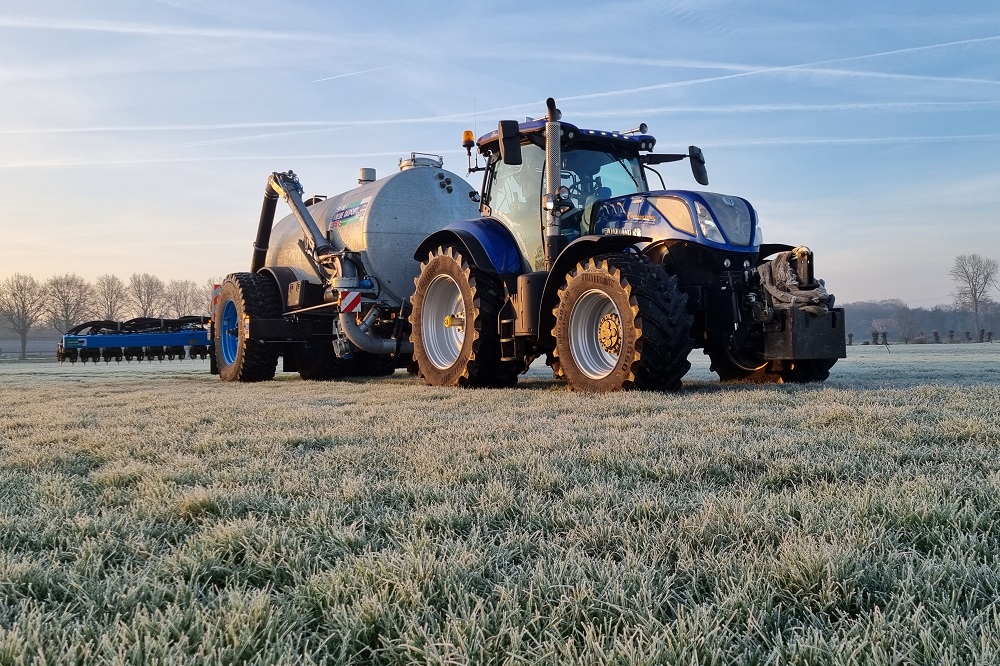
0;150;466;170
0;112;488;137
0;16;346;43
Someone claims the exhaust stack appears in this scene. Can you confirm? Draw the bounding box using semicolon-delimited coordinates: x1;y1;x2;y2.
543;97;563;271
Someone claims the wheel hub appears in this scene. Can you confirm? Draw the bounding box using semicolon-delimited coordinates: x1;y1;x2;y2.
421;274;467;370
597;313;621;355
568;289;624;381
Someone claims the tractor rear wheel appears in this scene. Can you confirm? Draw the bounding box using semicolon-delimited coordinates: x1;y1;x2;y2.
411;244;520;388
551;254;692;392
214;272;281;382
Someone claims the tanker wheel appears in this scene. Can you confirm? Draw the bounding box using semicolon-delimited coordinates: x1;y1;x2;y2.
214;272;281;382
296;341;362;380
780;358;837;383
411;244;520;388
551;254;692;392
357;351;398;377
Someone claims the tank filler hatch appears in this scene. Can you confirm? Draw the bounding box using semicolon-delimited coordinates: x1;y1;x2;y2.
399;152;444;170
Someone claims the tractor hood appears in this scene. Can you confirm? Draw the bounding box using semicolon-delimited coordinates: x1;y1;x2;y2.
590;189;760;253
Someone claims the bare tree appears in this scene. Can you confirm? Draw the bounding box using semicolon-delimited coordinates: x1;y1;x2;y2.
44;273;95;333
203;278;221;317
128;273;166;318
94;274;129;321
163;279;202;318
897;308;916;344
0;274;48;359
950;254;999;333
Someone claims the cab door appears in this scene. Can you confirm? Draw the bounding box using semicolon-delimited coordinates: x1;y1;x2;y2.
484;144;546;271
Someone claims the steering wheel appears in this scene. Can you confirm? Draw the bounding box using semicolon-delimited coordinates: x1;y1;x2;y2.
561;171;583;198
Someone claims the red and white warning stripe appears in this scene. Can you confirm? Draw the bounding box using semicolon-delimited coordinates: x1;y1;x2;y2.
339;291;362;313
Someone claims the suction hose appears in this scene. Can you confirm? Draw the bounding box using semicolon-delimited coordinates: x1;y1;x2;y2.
334;257;413;356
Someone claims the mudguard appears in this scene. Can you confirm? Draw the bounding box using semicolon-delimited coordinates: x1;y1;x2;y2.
257;265;319;311
413;218;524;275
536;234;650;348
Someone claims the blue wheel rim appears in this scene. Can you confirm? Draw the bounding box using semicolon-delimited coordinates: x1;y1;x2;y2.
220;298;239;365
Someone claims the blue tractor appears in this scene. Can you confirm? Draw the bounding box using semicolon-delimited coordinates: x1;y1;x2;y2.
408;98;845;390
214;97;844;391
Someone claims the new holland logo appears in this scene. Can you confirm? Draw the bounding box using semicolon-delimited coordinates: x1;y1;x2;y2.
723;197;736;206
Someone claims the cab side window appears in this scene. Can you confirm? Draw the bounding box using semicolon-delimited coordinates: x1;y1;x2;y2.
487;144;546;271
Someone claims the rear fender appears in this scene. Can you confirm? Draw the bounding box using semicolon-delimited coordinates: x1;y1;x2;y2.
536;234;650;349
257;266;318;311
413;218;524;275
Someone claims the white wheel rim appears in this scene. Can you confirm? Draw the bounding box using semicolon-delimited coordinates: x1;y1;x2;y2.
421;274;467;370
569;289;622;380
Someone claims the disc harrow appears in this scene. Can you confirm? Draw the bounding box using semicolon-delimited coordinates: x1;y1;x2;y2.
57;316;211;364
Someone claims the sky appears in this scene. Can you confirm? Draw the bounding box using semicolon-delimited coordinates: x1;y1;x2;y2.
0;0;997;308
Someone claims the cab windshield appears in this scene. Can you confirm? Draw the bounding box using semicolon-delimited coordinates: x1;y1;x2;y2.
560;147;647;201
559;146;646;238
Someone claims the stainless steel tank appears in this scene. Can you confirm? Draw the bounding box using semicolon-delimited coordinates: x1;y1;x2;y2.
265;159;479;306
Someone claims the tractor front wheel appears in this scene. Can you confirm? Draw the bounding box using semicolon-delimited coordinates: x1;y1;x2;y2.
552;254;692;392
214;273;281;382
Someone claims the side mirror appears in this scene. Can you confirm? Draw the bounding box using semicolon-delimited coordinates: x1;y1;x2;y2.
689;145;708;186
498;120;522;166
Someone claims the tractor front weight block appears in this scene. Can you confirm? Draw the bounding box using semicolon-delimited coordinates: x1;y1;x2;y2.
764;307;846;360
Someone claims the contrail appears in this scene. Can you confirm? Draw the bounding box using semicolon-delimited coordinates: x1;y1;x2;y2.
177;125;359;148
702;133;1000;148
556;35;1000;103
313;61;423;83
575;101;1000;117
3;99;996;141
3;133;1000;170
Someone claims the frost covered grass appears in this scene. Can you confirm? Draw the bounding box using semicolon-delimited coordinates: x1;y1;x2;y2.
1;345;1000;664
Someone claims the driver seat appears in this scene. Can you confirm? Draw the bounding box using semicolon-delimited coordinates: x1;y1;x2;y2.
581;187;613;235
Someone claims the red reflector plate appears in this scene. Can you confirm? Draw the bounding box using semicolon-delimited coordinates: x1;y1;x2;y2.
340;291;362;313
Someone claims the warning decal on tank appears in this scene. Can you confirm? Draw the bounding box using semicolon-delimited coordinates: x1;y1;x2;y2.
330;196;372;230
340;291;362;313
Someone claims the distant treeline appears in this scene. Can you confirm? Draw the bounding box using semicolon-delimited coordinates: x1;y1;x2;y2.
843;299;998;344
0;272;217;359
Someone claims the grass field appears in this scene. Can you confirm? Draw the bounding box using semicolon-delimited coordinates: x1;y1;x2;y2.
2;345;1000;664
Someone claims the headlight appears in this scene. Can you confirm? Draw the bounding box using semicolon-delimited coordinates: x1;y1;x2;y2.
753;223;764;246
695;202;725;243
